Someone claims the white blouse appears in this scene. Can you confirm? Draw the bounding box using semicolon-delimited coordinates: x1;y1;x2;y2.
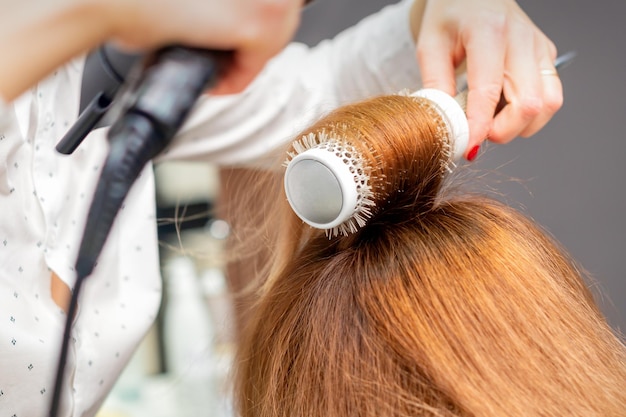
0;1;420;416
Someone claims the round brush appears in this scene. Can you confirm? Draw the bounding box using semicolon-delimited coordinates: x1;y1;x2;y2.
284;88;468;237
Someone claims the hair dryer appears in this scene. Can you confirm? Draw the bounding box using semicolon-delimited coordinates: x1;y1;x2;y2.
49;45;232;417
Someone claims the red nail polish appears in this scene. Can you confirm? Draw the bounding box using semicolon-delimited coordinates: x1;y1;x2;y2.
467;145;480;162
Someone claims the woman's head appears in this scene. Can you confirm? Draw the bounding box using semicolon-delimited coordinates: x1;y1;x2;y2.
232;94;626;417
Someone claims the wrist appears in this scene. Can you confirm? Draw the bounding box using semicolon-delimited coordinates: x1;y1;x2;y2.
99;0;141;46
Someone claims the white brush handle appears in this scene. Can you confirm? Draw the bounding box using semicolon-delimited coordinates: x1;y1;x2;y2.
411;88;469;161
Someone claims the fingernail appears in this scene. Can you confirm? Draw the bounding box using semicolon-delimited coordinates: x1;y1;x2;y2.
467;145;480;162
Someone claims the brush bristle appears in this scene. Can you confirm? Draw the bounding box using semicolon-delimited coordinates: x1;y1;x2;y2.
285;130;375;238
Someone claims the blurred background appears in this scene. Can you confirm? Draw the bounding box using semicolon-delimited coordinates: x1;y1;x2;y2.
98;0;625;415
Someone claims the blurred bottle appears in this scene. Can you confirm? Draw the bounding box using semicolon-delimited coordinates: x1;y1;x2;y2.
201;267;237;417
162;256;217;417
201;267;236;346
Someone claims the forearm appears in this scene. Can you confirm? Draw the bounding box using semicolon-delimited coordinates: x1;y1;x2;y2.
0;0;114;101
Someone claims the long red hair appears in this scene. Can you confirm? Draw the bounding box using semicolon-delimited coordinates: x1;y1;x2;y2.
230;94;626;417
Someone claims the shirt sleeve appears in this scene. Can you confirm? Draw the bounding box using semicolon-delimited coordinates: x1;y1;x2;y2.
0;97;11;133
157;0;420;168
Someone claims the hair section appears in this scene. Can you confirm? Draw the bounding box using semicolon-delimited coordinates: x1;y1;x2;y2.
231;94;626;417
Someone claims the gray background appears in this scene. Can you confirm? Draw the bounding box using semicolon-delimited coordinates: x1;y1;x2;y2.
294;0;626;333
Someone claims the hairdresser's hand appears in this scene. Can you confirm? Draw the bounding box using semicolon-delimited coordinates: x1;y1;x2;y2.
411;0;563;160
107;0;304;94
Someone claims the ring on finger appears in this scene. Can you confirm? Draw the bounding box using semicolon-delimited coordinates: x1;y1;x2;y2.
540;68;558;76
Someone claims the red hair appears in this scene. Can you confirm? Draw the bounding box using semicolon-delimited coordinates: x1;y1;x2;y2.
228;94;626;417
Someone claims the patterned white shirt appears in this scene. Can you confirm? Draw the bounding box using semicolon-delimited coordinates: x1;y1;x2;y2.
0;1;420;416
